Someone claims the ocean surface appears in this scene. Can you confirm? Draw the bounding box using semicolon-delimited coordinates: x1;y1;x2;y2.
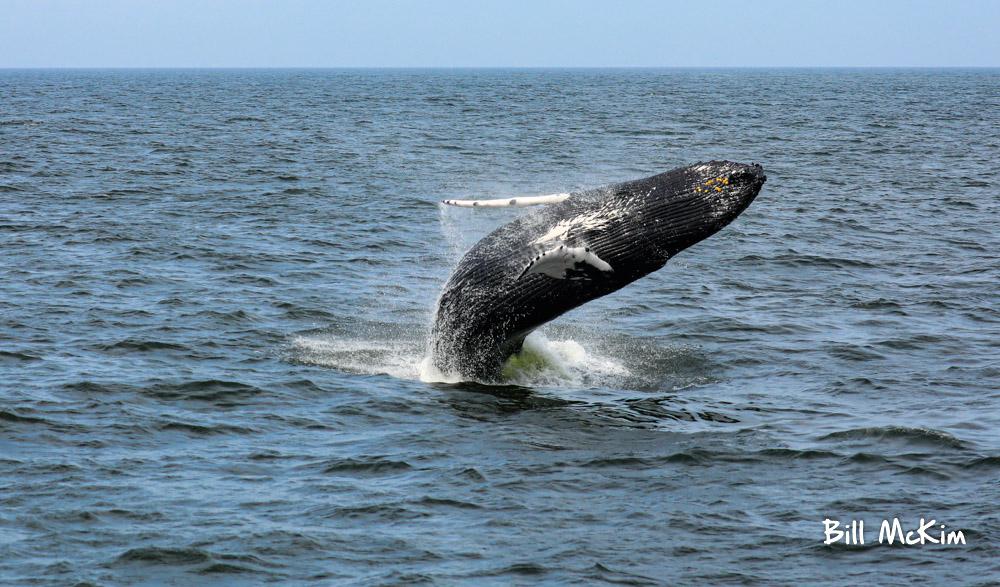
1;69;998;585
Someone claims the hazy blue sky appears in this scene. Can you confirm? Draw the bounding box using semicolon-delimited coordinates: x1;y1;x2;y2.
2;0;997;67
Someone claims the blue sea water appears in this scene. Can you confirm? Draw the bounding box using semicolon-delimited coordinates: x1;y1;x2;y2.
1;68;999;585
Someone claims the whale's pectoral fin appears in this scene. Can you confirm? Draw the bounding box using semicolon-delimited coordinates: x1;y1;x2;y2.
442;193;571;208
518;243;613;280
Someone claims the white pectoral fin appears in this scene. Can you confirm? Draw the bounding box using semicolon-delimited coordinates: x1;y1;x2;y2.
441;193;570;208
518;243;613;280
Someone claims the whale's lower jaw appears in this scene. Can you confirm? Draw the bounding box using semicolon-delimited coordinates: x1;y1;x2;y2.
429;161;766;382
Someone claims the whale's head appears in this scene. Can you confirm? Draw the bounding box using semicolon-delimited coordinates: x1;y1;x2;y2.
640;160;766;259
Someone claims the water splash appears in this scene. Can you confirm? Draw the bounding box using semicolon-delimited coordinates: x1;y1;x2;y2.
499;333;629;388
290;330;631;389
290;335;425;381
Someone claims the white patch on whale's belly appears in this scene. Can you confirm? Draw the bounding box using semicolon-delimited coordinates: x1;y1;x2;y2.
531;190;648;245
532;210;615;245
532;219;577;245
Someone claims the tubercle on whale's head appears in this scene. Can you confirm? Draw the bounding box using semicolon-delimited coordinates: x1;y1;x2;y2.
685;160;766;222
688;160;765;193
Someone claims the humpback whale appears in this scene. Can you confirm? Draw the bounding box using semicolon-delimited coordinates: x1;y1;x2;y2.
430;161;766;381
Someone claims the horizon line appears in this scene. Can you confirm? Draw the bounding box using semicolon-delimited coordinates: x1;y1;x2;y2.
2;65;999;70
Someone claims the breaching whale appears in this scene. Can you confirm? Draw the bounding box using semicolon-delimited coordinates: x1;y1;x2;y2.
430;161;766;381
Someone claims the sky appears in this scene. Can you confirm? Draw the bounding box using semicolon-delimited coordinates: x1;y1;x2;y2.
1;0;998;68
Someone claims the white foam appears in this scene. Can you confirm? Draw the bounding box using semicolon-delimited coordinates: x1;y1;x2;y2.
290;335;424;380
290;330;629;389
417;355;463;384
501;332;630;388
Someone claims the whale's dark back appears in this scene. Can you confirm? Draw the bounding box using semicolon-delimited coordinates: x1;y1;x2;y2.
430;161;766;380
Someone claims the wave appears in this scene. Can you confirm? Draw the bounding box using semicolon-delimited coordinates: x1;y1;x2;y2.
819;426;968;450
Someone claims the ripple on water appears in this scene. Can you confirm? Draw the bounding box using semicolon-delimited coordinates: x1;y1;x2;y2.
113;547;281;578
819;426;969;450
